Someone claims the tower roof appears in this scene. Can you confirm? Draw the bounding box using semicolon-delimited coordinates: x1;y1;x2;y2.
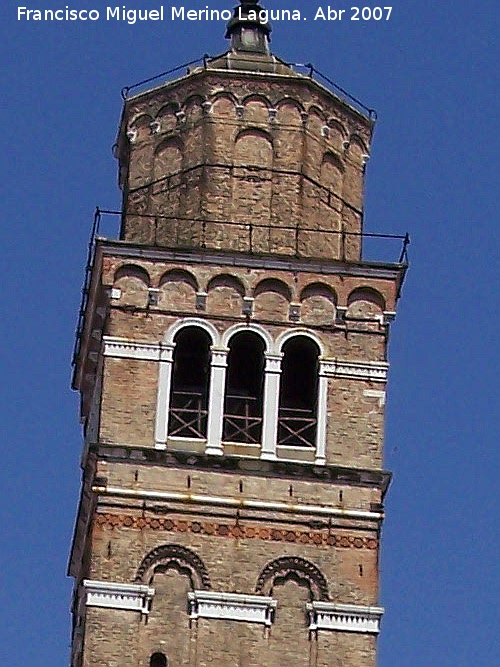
225;0;272;55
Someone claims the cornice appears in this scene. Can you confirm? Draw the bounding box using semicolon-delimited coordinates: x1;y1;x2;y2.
83;579;154;614
188;591;276;625
307;601;384;634
93;444;391;493
95;238;405;281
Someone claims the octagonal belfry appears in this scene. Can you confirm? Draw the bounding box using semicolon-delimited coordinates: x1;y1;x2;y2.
69;4;407;667
116;4;372;262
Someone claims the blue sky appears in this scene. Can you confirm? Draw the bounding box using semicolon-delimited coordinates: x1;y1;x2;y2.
1;1;499;665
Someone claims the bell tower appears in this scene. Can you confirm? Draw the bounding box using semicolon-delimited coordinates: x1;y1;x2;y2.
69;3;407;666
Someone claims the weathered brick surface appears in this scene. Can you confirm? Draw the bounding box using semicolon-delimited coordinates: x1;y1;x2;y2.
70;46;402;667
118;68;371;261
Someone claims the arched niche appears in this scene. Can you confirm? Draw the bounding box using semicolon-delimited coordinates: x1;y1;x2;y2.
135;543;211;589
206;274;246;317
321;152;344;194
232;129;273;226
136;545;208;660
242;95;271;123
211;93;237;118
255;556;329;601
234;128;273;168
300;283;337;325
113;264;150;307
276;98;304;126
158;269;198;311
347;286;385;319
253;278;291;322
155;137;183;180
156;103;180;133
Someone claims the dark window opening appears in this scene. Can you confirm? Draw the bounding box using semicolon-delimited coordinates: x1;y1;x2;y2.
223;332;265;443
278;337;319;447
168;327;211;439
150;653;167;667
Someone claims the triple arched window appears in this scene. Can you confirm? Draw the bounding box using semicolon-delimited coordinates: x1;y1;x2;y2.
155;322;326;463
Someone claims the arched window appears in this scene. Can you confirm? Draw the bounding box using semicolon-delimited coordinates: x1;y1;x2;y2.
150;653;167;667
278;337;319;447
168;327;211;439
223;332;265;444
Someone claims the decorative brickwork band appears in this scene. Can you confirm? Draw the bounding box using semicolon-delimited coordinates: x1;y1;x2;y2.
83;579;154;614
188;591;276;625
134;543;211;589
256;556;329;601
306;601;384;634
95;513;378;551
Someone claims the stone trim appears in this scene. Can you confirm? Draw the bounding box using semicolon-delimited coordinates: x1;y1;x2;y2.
83;579;154;614
95;444;392;493
188;591;276;625
306;601;384;634
103;336;172;362
320;359;388;383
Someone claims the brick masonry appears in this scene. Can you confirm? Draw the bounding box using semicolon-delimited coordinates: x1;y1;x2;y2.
70;38;403;667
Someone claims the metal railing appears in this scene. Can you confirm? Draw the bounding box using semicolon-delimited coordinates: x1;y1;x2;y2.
223;395;263;444
71;207;409;373
120;55;377;119
278;407;317;448
168;390;208;439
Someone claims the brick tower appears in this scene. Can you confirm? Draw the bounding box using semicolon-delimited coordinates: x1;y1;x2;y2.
69;3;407;666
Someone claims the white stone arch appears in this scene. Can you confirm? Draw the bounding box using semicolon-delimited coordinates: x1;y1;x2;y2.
274;329;325;356
221;323;273;352
273;329;327;465
155;319;220;449
163;318;220;347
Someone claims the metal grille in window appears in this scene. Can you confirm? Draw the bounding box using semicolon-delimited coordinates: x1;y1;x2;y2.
169;390;208;439
223;395;263;444
278;407;317;447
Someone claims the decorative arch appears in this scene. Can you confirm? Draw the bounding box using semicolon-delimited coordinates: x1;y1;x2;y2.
347;134;369;158
347;286;386;311
114;263;151;286
326;118;348;139
211;90;239;106
274;329;325;356
253;279;292;322
164;318;220;346
211;92;238;118
300;282;337;304
221;323;272;352
300;283;337;326
135;544;211;590
253;278;292;302
307;105;327;124
207;274;246;318
255;556;329;601
321;152;344;195
276;96;305;114
241;93;273;108
207;274;246;297
128;113;154;142
159;268;199;291
156;103;181;133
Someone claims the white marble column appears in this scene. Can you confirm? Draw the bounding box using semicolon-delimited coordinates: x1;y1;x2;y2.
205;348;228;456
315;363;329;465
261;353;283;460
154;344;175;450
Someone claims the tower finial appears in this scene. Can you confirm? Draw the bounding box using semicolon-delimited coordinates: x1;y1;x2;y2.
225;0;272;54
